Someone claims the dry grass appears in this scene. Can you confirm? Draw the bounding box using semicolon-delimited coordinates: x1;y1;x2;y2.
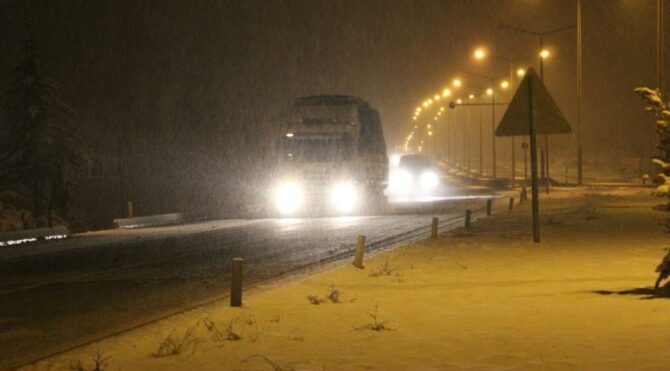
152;323;200;358
69;350;110;371
356;304;391;332
368;261;399;277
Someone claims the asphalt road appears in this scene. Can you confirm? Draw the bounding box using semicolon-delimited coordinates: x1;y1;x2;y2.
0;184;497;369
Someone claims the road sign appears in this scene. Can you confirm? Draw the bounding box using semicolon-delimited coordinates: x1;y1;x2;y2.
494;67;570;243
495;68;571;137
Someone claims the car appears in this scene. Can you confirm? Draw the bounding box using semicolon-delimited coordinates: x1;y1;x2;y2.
388;154;442;199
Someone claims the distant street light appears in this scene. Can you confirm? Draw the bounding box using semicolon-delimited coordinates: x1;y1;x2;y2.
500;80;510;89
500;23;575;191
452;79;462;88
462;71;508;179
517;68;526;77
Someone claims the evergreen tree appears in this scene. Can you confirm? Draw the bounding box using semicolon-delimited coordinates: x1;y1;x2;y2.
635;87;670;289
0;26;87;227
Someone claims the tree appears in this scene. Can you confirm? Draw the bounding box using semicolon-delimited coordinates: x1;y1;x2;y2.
0;26;87;228
634;87;670;289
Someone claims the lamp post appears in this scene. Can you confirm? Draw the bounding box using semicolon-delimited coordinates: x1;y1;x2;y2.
500;23;575;192
473;48;523;187
462;71;509;180
658;0;665;92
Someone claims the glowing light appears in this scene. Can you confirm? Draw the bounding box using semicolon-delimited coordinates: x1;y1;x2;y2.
422;101;429;108
428;131;433;136
434;94;440;101
469;94;475;99
486;88;493;96
330;181;358;214
442;89;451;97
517;68;526;77
274;181;304;215
456;98;463;104
540;49;550;59
427;124;432;128
500;81;509;89
474;48;486;60
285;132;294;137
452;79;462;88
389;169;414;194
420;171;440;191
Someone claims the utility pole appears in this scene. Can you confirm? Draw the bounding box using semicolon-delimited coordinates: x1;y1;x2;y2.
577;0;583;185
658;0;665;92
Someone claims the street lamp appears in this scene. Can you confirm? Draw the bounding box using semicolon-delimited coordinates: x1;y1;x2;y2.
462;71;507;180
500;23;575;191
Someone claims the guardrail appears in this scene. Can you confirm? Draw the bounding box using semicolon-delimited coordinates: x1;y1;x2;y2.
0;226;69;247
112;213;186;229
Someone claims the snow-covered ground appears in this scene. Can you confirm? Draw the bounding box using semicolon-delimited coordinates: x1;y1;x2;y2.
20;187;668;371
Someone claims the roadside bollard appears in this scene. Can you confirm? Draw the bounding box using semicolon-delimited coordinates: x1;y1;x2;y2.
431;217;439;239
127;201;134;218
508;197;514;211
486;199;492;216
230;257;244;307
353;235;366;269
465;209;472;228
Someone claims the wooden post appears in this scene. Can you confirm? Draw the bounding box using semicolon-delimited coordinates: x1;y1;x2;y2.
127;201;134;218
431;217;439;238
230;258;244;307
465;209;472;228
508;197;514;211
353;235;366;269
486;199;492;216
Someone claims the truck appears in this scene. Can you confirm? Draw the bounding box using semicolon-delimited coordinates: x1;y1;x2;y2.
270;95;388;216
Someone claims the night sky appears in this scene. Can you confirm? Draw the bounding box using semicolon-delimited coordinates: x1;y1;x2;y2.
0;0;666;172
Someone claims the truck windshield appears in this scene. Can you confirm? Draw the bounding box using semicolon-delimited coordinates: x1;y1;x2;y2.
282;137;353;162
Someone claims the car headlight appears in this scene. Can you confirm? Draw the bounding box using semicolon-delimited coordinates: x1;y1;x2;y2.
420;170;439;191
274;181;304;215
389;169;414;193
330;181;358;214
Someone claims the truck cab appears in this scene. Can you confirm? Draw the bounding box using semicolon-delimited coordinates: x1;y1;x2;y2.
270;95;388;216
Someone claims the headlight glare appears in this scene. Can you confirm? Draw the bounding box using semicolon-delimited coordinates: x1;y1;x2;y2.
420;171;439;191
330;181;357;213
275;181;304;215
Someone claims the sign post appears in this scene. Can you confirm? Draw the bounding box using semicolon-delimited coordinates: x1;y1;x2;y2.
495;68;571;243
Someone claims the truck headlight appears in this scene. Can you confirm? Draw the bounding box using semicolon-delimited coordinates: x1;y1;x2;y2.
330;181;358;213
274;181;304;215
389;169;414;193
420;170;439;191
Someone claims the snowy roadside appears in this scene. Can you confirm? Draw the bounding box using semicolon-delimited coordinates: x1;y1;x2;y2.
19;187;670;371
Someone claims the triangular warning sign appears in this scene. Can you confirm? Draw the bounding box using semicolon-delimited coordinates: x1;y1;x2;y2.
495;68;571;136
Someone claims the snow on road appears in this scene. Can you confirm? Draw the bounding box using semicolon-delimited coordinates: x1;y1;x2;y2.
19;187;670;371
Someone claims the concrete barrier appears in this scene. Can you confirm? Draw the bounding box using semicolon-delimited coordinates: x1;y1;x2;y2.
113;213;185;229
0;225;69;247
